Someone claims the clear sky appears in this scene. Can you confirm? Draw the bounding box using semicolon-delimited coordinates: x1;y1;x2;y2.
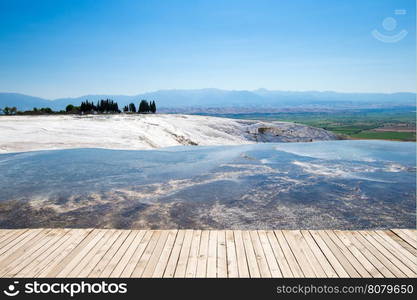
0;0;415;99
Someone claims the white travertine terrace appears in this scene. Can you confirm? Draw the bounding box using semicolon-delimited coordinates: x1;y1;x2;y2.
0;114;337;153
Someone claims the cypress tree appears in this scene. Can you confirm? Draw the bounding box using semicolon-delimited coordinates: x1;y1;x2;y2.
150;101;156;113
129;103;136;113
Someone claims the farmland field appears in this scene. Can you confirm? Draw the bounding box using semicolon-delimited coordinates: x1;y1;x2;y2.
199;107;416;141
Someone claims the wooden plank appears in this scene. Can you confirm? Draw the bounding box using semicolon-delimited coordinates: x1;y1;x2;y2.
376;230;417;267
242;230;260;278
387;230;417;256
99;230;138;278
0;229;27;249
163;230;186;278
152;230;178;278
249;231;271;278
292;230;327;277
174;229;193;278
0;229;51;273
359;231;415;278
0;229;414;278
400;229;417;242
206;230;218;278
282;230;316;277
100;230;139;278
0;229;25;246
258;230;282;277
2;229;69;277
185;230;201;278
217;231;228;278
68;229;117;277
13;229;73;278
0;231;14;249
142;231;170;278
0;229;50;272
301;230;338;278
391;229;417;248
403;230;417;242
111;230;147;278
88;230;131;277
36;229;94;277
79;230;123;278
225;230;239;278
195;230;210;278
351;231;404;278
0;230;16;250
274;230;303;277
233;230;249;278
0;230;9;237
368;231;417;273
325;230;371;277
336;231;386;278
0;229;43;258
0;229;11;239
131;230;162;277
44;229;98;277
316;230;360;277
56;229;107;277
266;230;292;277
120;230;154;277
308;230;349;278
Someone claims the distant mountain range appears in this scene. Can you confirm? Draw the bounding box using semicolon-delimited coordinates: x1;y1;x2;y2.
0;89;415;112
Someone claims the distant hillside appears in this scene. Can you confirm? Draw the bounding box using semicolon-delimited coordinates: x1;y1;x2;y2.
1;89;415;112
0;93;53;110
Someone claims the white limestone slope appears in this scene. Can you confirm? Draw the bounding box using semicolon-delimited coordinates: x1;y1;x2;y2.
0;114;338;153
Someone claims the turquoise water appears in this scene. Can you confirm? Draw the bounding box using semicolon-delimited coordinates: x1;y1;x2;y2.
0;140;415;229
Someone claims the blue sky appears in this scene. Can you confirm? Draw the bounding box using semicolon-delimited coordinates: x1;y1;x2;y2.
0;0;415;99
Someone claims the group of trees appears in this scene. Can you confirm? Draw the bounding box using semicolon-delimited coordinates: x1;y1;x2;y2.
33;107;53;114
1;106;60;115
140;100;156;113
0;106;17;115
123;100;156;114
1;106;51;115
77;99;120;114
1;99;157;116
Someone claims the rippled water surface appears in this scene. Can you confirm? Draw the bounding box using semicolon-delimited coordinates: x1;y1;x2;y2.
0;140;415;229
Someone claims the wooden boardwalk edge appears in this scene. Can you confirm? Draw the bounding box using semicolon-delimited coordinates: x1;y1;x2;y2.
0;229;415;278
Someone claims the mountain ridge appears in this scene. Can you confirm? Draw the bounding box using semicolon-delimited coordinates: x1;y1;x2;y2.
0;89;415;111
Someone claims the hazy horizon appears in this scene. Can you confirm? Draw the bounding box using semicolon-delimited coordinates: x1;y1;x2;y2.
1;87;416;102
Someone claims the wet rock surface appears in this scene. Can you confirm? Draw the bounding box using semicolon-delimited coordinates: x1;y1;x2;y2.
0;141;414;229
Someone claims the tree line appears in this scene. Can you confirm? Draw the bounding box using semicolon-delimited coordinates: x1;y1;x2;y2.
0;99;156;115
123;100;156;114
0;107;17;115
77;99;120;114
1;106;55;115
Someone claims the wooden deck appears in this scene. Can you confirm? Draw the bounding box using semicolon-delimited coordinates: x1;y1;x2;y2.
0;229;415;278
